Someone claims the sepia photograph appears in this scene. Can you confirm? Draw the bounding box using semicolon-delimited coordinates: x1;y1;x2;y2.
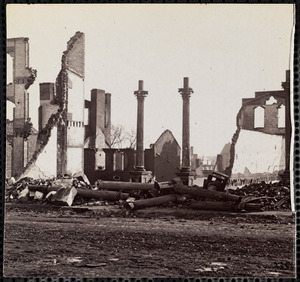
4;3;296;278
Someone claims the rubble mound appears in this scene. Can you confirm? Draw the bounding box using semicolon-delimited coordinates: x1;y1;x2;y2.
227;181;291;211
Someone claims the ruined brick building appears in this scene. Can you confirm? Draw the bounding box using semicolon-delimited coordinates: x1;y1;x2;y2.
85;129;180;184
200;156;217;176
18;32;86;178
6;37;37;178
85;148;135;183
227;70;291;181
17;32;110;179
190;147;221;178
7;32;187;184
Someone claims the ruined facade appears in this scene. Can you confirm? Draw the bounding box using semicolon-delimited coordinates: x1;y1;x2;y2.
6;37;37;178
144;130;181;182
228;71;290;181
238;91;287;135
85;130;180;183
20;32;86;179
85;148;135;184
57;31;85;174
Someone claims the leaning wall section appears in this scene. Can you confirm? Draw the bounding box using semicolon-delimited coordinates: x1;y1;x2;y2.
17;32;85;180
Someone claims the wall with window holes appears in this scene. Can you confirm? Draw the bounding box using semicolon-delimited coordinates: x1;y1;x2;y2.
239;94;286;135
84;148;135;183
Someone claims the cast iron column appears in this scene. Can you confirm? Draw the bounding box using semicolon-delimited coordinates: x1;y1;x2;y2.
134;80;148;171
179;77;194;171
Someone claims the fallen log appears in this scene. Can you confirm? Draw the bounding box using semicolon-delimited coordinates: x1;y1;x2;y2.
191;201;262;212
28;185;129;201
128;194;178;210
96;181;155;191
174;185;240;202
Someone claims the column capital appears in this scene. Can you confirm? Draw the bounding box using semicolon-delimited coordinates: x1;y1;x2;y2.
178;88;194;98
134;80;148;98
134;90;148;99
178;77;193;98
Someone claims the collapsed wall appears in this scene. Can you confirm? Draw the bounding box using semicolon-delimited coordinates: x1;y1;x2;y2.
18;32;85;180
225;126;241;177
231;129;285;178
19;112;62;179
226;82;288;180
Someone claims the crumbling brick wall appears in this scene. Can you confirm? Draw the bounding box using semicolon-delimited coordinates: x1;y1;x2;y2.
239;94;286;135
6;37;37;177
226;92;287;178
18;32;85;179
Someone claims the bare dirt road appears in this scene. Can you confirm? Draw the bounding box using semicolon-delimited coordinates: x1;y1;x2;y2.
3;205;295;278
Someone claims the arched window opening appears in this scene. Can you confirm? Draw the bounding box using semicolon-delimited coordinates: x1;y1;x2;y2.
266;96;277;105
254;106;264;128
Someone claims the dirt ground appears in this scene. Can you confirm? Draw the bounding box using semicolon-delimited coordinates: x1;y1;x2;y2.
3;203;296;278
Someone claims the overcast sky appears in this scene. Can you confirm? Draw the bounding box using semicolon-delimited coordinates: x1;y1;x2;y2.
7;4;294;157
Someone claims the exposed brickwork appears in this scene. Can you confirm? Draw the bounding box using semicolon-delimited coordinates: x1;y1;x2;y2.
21;32;85;178
238;92;286;135
38;104;60;132
6;37;36;177
63;32;85;78
227;72;290;178
27;133;38;163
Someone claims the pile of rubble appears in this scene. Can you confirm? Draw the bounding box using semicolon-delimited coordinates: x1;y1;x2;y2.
227;181;291;211
5;174;292;213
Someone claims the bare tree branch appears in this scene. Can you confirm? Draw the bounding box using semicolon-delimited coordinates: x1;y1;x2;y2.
110;124;136;149
125;129;136;149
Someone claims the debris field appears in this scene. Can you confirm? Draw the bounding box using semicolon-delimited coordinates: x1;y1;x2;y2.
5;172;291;213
